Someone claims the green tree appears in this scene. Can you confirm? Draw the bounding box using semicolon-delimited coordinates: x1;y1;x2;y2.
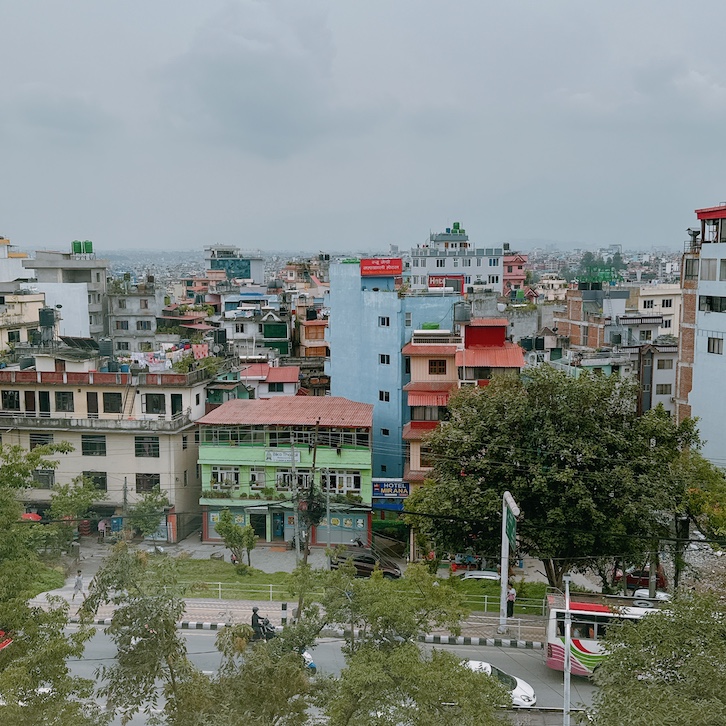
406;367;700;589
0;447;104;725
80;544;194;725
215;509;258;566
589;592;726;725
0;441;73;490
127;487;170;542
323;641;509;726
48;474;108;550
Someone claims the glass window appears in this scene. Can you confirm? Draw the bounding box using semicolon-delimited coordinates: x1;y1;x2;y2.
405;313;412;327
379;354;390;365
82;435;106;456
137;320;152;331
661;299;673;308
379;390;390;402
708;337;724;355
142;393;165;414
381;428;390;436
140;299;149;309
55;391;74;412
701;259;717;281
115;320;129;330
211;466;240;488
32;469;55;489
1;390;20;411
378;316;390;327
657;359;673;370
643;299;654;309
720;260;726;281
655;384;672;395
135;473;160;493
428;359;447;375
250;469;266;489
83;471;107;491
436;259;445;268
103;392;123;413
7;330;20;343
116;342;130;351
30;433;53;450
268;382;284;393
135;436;160;457
182;435;188;450
684;258;699;281
118;299;127;309
324;470;362;495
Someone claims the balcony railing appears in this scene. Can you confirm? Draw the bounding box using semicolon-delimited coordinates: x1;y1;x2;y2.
0;366;219;388
0;409;193;431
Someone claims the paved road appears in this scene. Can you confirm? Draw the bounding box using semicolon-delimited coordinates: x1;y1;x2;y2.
69;626;596;724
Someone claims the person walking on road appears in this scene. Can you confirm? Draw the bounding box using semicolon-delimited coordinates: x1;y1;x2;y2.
506;583;517;618
72;570;85;601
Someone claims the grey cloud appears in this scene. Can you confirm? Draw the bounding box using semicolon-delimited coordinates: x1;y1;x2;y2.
157;0;386;158
1;86;115;143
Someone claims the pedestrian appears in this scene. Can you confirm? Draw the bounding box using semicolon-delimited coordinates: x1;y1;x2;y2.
506;583;517;618
72;570;84;601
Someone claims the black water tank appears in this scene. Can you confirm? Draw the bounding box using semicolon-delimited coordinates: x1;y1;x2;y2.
98;338;113;357
38;308;55;327
213;328;227;346
306;308;318;321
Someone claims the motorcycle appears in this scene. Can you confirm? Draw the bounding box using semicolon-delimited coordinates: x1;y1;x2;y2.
251;618;317;674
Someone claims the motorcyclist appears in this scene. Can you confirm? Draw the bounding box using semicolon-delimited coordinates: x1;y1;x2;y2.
251;606;262;640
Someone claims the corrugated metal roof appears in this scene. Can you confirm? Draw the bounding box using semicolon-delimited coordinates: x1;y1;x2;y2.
266;366;300;383
402;382;456;392
401;344;458;356
198;396;373;427
456;344;525;368
239;364;269;379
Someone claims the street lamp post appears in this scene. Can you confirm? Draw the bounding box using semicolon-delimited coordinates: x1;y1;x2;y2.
563;574;572;726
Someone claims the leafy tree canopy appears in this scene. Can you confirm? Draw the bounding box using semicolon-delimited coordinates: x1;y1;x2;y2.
590;592;726;726
216;509;258;566
406;367;700;588
128;487;170;540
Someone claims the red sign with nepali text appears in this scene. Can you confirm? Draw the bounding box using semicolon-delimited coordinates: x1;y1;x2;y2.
360;258;403;276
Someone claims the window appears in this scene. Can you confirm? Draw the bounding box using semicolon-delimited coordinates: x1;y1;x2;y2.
118;299;127;309
489;258;498;267
275;469;312;491
420;445;436;468
268;382;284;393
381;464;387;472
507;266;513;273
55;391;74;412
655;384;672;395
196;394;200;406
182;435;188;450
138;342;154;352
436;259;446;268
657;359;674;370
142;393;166;414
195;430;200;444
428;359;447;375
81;435;106;456
183;470;188;487
453;259;459;267
405;312;412;327
708;337;724;355
250;469;266;489
7;330;20;343
477;258;482;266
139;299;149;309
413;259;419;267
420;258;426;267
379;354;390;365
640;330;652;341
643;299;654;309
699;296;726;312
137;320;152;331
115;320;129;330
83;471;107;491
30;433;53;450
379;390;390;402
463;258;471;267
488;275;499;284
701;258;717;281
721;260;726;281
32;469;55;489
684;258;699;281
1;390;20;410
211;466;240;488
381;428;390;436
378;316;390;327
662;299;673;308
89;315;94;326
103;392;123;413
135;436;160;457
116;341;130;351
324;470;362;495
662;319;672;329
136;473;160;493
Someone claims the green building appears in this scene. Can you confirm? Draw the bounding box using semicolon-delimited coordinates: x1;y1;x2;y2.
198;396;373;545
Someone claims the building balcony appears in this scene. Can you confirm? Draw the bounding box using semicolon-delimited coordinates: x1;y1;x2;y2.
0;409;193;432
0;367;217;388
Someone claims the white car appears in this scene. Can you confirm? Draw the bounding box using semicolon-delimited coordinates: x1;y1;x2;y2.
632;589;671;608
465;660;536;708
460;570;500;581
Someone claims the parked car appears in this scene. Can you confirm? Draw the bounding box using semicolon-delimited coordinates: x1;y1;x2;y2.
461;570;500;581
465;660;536;707
631;589;671;608
330;551;402;579
614;566;668;591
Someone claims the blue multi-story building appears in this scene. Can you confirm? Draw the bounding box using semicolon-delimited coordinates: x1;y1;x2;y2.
328;258;462;483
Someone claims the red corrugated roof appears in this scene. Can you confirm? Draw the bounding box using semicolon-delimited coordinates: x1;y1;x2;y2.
455;344;525;368
239;364;270;379
266;366;300;383
198;396;373;427
401;344;458;356
403;382;456;392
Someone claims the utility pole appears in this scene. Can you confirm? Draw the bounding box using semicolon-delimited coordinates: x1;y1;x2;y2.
498;490;520;633
563;574;572;726
292;440;300;561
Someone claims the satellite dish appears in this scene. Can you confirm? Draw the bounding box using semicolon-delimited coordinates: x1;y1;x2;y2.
212;345;222;354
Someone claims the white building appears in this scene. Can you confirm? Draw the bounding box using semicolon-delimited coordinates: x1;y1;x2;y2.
405;222;504;294
626;284;682;338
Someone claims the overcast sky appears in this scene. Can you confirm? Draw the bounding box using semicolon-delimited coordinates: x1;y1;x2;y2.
2;1;725;254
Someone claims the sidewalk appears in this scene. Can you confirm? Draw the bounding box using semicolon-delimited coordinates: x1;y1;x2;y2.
32;534;545;649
